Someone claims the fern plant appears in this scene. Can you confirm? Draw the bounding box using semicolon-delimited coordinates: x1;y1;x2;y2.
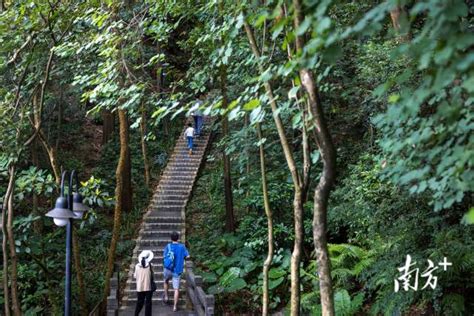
302;289;364;315
328;243;376;289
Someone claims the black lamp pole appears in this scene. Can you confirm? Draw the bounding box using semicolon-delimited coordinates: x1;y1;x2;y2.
65;215;72;316
47;170;88;316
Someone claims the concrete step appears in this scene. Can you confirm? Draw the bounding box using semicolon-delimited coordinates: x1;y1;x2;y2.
144;216;182;223
153;194;187;200
126;278;186;287
123;290;187;300
167;162;201;167
154;189;188;195
161;174;197;180
152;204;185;210
118;305;193;316
160;179;193;185
134;246;174;255
120;295;186;306
140;231;180;238
148;213;183;219
150;207;183;213
153;197;187;203
152;203;185;209
171;156;203;160
165;166;199;171
138;239;175;247
143;223;183;230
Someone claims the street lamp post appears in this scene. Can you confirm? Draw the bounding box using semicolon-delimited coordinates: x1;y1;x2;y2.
45;170;89;316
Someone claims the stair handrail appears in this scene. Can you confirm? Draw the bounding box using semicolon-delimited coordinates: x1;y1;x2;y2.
185;261;215;316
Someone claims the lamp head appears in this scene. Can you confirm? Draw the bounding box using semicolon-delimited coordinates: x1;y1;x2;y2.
45;196;75;226
72;193;89;219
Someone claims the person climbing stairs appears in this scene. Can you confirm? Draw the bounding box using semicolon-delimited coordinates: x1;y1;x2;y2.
115;117;213;316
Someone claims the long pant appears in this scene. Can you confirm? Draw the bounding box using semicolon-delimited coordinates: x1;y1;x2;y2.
193;116;203;135
134;291;152;316
187;136;193;150
196;116;203;135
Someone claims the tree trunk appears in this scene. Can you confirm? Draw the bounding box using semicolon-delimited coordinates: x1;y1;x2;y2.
103;109;128;299
257;123;273;316
244;20;304;315
2;166;13;316
290;191;304;314
292;1;336;314
121;113;133;213
31;139;43;234
390;5;411;41
102;110;115;145
390;5;402;32
72;228;88;316
140;105;151;187
220;64;235;232
32;93;61;185
6;165;21;316
55;90;63;153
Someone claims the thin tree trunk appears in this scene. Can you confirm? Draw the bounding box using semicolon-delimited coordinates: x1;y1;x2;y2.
55;95;63;153
220;64;235;232
390;5;411;41
257;123;273;316
244;20;304;315
2;166;14;316
390;5;402;32
6;165;21;316
38;129;61;185
140;105;151;187
31;139;43;233
72;228;88;316
103;109;128;300
292;1;336;314
121;113;133;212
33;48;58;183
102;110;115;145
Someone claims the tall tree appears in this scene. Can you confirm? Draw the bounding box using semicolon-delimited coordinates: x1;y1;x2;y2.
244;19;310;315
220;64;236;232
103;109;129;300
257;123;273;315
218;0;235;232
102;110;115;144
292;1;337;314
140;103;151;187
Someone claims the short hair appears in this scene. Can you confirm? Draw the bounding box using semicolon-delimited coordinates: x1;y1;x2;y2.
187;123;192;127
171;231;179;241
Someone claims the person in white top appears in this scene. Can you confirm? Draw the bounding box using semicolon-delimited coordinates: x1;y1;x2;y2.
134;250;154;316
184;123;195;155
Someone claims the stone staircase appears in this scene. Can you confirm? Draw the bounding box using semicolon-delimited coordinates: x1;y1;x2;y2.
117;119;212;316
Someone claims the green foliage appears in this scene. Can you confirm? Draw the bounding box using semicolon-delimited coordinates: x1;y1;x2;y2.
15;167;56;200
80;176;114;208
1;0;473;314
366;0;474;211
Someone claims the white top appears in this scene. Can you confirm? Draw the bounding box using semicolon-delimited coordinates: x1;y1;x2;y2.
190;100;203;116
134;264;151;292
184;127;195;137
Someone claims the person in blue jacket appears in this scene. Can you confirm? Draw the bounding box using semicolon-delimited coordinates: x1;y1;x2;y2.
163;231;190;312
